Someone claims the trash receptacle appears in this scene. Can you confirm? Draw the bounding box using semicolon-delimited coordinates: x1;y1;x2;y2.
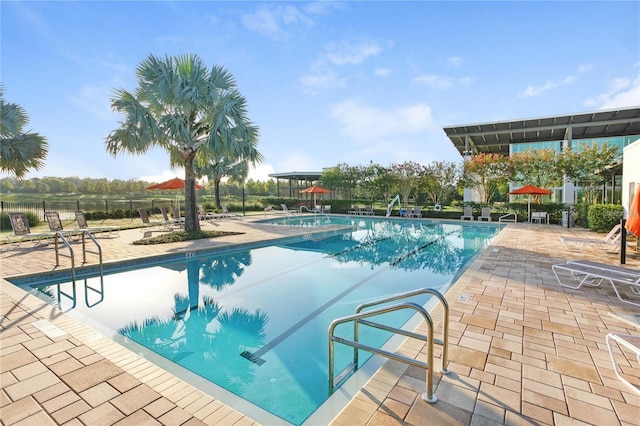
562;210;574;228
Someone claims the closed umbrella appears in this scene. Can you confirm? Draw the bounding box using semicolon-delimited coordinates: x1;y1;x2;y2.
626;185;640;237
509;184;553;222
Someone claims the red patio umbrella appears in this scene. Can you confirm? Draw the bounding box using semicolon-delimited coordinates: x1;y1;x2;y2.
509;184;553;222
147;177;202;190
300;185;331;206
625;185;640;237
147;177;203;211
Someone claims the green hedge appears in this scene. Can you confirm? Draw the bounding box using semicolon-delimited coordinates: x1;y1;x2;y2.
586;204;623;232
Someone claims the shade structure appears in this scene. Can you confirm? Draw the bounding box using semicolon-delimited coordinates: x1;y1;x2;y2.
147;177;203;211
626;185;640;237
147;177;203;190
300;185;331;206
509;184;553;222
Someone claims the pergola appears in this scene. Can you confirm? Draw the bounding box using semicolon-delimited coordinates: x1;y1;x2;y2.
443;107;640;156
268;171;323;198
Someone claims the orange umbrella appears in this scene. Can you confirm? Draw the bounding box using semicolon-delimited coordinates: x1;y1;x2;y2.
626;185;640;237
147;177;203;211
147;177;202;190
509;184;553;223
300;185;331;206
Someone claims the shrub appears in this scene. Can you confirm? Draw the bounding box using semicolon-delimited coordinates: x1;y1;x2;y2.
0;212;40;231
587;204;623;232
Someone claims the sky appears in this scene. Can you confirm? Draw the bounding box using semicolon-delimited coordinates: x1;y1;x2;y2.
2;1;639;184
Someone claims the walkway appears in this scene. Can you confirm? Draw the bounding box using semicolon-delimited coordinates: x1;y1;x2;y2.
1;217;639;425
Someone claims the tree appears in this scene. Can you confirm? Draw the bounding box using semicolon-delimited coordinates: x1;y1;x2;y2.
422;161;461;205
510;148;563;193
106;54;260;231
0;85;49;178
558;142;620;204
389;161;422;208
462;153;511;204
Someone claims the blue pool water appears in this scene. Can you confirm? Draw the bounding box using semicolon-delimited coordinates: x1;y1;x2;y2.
14;218;502;425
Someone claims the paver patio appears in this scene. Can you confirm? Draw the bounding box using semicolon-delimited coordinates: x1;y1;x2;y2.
1;217;639;425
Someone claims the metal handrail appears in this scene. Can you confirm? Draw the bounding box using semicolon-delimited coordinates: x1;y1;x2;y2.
328;288;450;403
53;230;104;308
499;212;518;223
355;288;449;373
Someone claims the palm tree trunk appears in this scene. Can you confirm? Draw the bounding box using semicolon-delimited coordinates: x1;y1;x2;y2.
184;155;200;232
214;178;222;209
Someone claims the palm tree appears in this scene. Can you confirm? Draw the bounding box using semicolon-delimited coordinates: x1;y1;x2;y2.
105;54;261;231
197;155;251;209
0;85;49;179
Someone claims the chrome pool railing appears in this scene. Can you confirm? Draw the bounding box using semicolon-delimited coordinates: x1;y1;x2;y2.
328;288;449;403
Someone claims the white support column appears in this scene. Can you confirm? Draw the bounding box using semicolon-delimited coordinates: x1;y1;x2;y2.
562;127;576;204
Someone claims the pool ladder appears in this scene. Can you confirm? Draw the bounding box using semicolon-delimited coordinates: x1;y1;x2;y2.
53;231;104;308
328;288;449;403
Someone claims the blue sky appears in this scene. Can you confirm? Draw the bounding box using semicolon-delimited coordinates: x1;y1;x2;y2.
2;1;639;183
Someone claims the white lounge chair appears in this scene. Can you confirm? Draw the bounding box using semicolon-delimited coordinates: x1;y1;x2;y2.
198;205;218;221
478;207;492;222
409;206;422;218
279;204;296;215
531;211;548;224
560;224;621;251
552;260;640;307
606;333;640;395
460;206;474;221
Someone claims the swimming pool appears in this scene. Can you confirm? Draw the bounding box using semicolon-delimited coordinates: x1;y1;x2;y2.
12;217;502;425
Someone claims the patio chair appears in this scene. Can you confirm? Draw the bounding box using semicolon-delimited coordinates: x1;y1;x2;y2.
409;206;422;218
560;224;621;251
478;207;492;222
45;211;81;239
605;333;640;395
279;204;296;215
7;212;55;245
138;208;170;231
460;206;474;221
531;211;548;224
198;205;219;221
364;206;375;216
168;207;185;227
222;204;241;218
348;206;362;215
551;259;640;307
74;210;119;238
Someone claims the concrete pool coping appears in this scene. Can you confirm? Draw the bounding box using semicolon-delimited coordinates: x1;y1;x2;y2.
2;216;639;425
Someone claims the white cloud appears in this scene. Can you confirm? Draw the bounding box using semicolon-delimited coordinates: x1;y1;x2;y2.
300;38;386;94
374;68;393;77
521;80;556;97
412;74;454;89
584;75;640;109
241;4;315;39
138;169;183;184
329;99;435;143
520;64;593;97
247;163;275;181
67;83;114;121
447;56;464;68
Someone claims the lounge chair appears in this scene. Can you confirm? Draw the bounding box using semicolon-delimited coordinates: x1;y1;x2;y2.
264;204;280;215
605;333;640;395
348;206;362;215
552;259;640;307
74;210;119;238
7;212;54;245
478;207;492;222
279;204;296;215
168;207;185;227
198;205;219;221
138;208;170;230
409;206;422;218
221;204;241;218
460;206;474;221
364;206;375;216
45;211;81;239
560;224;621;251
531;211;548;224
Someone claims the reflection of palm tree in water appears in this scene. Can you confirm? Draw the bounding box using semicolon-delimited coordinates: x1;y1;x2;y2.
119;251;268;393
200;251;252;290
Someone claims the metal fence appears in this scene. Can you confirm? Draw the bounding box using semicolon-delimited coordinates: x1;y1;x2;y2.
0;199;179;221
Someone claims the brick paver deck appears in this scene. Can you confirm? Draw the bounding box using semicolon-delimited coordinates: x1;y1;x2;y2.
1;217;639;425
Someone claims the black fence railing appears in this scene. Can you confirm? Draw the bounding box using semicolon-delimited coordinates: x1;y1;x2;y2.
0;199;180;221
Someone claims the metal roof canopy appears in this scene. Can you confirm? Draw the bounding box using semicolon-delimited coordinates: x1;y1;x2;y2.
268;171;322;181
443;106;640;157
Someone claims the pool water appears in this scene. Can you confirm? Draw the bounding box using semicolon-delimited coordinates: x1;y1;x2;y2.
17;218;501;425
